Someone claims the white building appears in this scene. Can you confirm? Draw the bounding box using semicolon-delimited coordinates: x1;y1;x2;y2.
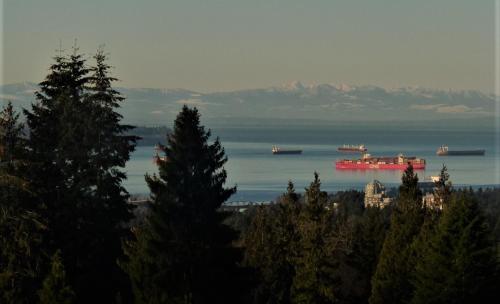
364;180;392;208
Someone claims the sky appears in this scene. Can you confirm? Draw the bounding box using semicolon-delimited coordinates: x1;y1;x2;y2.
1;0;497;93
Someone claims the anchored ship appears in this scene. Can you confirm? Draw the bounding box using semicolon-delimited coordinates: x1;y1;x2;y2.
272;145;302;155
338;144;367;153
436;145;485;156
335;153;425;170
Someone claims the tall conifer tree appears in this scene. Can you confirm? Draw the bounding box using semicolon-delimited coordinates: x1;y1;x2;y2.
0;207;47;304
38;251;75;304
244;181;301;304
349;206;388;303
433;165;452;208
369;165;424;304
24;44;136;302
408;166;452;304
24;45;88;207
0;102;25;163
83;46;138;299
411;191;497;303
292;173;337;304
0;102;47;304
0;101;29;196
122;106;243;303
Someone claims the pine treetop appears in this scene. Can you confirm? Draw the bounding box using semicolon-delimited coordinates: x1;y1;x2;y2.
0;102;25;163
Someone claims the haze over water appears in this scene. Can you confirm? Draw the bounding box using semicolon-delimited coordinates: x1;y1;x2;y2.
124;124;499;202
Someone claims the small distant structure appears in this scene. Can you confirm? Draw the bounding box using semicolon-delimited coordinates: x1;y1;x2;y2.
420;175;444;210
363;176;445;210
364;180;392;208
429;175;440;183
422;193;441;210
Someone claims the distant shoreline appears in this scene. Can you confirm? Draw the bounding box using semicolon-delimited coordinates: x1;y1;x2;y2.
129;184;500;203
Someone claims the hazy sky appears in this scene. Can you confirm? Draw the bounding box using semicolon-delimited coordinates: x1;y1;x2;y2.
1;0;496;93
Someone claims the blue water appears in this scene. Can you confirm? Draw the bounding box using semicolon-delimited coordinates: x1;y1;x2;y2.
124;125;500;202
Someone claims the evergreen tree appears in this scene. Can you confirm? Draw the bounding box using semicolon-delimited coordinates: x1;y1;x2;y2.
270;182;301;303
23;45;88;207
0;207;47;304
0;102;47;304
398;164;422;206
24;45;137;302
433;164;452;209
291;173;337;304
411;191;498;304
348;206;388;303
410;164;452;296
0;102;29;197
244;204;278;303
122;106;244;303
79;46;138;300
0;101;25;163
38;251;75;304
369;165;424;304
244;181;301;304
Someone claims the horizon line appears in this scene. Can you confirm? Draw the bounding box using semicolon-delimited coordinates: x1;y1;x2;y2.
1;80;497;96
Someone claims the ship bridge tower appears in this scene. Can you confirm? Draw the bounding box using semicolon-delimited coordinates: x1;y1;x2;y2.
397;153;405;164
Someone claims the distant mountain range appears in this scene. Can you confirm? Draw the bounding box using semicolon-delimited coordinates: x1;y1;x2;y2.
1;81;497;127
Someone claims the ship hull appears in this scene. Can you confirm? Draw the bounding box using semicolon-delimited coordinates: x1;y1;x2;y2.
338;148;367;152
335;162;425;170
273;150;302;155
437;150;485;156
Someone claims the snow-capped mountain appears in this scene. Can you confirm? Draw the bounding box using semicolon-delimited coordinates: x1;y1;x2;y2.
1;81;496;126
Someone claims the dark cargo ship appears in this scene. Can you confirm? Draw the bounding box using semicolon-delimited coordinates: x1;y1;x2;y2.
272;146;302;155
436;145;485;156
337;144;367;153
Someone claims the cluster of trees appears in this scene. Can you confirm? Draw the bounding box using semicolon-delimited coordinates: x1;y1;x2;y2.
240;166;500;303
0;46;137;303
1;47;499;303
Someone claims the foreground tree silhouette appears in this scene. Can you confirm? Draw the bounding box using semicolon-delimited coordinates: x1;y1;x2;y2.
0;101;30;197
369;165;424;304
122;106;245;303
244;181;301;304
433;165;452;208
349;206;388;303
0;207;47;304
85;46;139;299
407;165;450;303
38;251;75;304
0;102;25;164
0;102;47;304
291;173;337;304
24;45;136;302
411;190;498;304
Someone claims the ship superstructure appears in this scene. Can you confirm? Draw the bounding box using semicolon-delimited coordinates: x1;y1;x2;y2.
337;144;367;152
272;145;302;155
436;145;485;156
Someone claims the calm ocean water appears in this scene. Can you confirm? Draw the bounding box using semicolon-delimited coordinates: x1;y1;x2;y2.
124;125;500;202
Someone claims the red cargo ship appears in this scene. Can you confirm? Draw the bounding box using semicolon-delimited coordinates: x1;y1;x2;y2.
335;153;425;170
